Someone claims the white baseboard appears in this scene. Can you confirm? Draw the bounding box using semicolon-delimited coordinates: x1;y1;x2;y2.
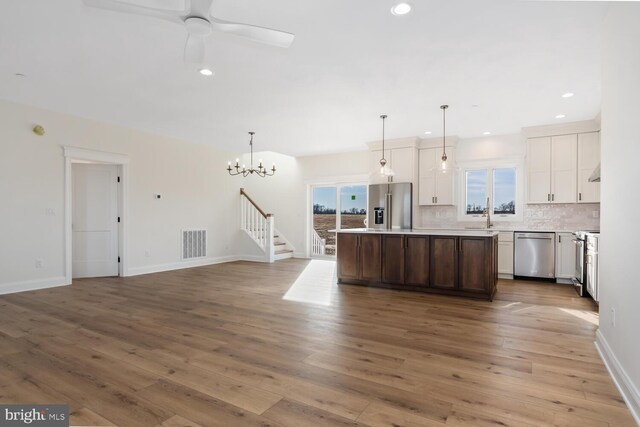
293;251;308;259
595;329;640;426
234;254;268;263
126;255;242;276
0;276;69;296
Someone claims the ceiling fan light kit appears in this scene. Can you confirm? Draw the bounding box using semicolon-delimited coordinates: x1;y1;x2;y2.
84;0;295;71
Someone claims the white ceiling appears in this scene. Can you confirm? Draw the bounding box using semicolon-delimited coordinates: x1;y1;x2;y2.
0;0;607;156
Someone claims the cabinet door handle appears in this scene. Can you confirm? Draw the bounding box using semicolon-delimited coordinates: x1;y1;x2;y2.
579;192;582;201
432;196;435;203
559;235;562;243
435;196;438;204
552;194;555;202
547;193;551;202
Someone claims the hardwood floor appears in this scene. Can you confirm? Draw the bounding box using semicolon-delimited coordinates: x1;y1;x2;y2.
0;259;635;426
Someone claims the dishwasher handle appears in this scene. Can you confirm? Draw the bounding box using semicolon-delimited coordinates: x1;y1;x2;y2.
515;232;555;240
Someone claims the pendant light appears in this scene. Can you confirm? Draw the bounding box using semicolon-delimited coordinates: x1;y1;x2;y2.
440;105;448;171
379;114;395;177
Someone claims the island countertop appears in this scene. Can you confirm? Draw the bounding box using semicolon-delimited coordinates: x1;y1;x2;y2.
336;230;498;301
332;228;499;237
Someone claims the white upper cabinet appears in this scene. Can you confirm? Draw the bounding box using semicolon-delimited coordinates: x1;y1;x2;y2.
555;232;575;279
551;134;578;203
577;132;600;203
526;137;552;204
389;147;415;183
526;134;580;204
369;147;415;184
418;147;455;205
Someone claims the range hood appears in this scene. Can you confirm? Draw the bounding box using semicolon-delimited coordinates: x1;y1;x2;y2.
588;163;601;182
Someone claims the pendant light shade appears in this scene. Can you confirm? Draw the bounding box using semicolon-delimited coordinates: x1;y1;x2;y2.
379;114;395;177
440;105;448;172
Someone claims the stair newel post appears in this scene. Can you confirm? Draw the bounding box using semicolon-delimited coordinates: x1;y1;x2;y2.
266;214;275;263
241;195;245;230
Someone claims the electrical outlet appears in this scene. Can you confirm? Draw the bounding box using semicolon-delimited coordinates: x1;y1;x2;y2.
35;259;43;269
45;208;56;216
611;308;616;327
592;210;599;218
145;250;151;257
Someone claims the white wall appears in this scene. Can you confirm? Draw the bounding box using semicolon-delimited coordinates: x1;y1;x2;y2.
455;133;525;163
0;99;246;293
596;3;640;423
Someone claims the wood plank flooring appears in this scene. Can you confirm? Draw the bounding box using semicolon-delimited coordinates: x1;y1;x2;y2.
0;259;635;426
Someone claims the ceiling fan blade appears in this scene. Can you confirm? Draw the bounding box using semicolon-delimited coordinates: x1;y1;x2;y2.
83;0;184;25
209;17;295;48
184;34;205;63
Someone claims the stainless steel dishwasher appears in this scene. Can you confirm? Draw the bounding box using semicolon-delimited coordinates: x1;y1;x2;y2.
514;232;556;279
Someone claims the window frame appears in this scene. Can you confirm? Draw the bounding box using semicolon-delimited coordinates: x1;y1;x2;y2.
457;158;523;222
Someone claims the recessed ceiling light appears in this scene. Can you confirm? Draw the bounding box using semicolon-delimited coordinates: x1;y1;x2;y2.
483;131;491;135
391;2;412;16
199;68;213;76
15;73;25;77
424;131;432;135
555;114;566;119
472;104;479;108
561;92;574;98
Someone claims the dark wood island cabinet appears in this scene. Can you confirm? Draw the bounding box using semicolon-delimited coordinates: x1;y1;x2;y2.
337;230;498;300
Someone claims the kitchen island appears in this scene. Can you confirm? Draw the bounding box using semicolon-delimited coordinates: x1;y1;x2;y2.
336;229;499;301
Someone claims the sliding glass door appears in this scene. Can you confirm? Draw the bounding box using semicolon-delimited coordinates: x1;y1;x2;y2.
311;183;367;257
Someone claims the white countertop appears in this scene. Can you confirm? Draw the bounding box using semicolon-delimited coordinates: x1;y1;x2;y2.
334;228;499;237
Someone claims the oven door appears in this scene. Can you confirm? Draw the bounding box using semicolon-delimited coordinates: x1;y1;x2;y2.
573;238;585;282
572;238;586;296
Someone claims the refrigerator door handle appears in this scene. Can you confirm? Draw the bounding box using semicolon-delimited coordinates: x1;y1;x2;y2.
385;192;393;230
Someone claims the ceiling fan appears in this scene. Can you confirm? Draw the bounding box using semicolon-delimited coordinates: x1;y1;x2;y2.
84;0;295;64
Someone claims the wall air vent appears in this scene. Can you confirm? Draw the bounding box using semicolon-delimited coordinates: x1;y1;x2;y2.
182;229;207;260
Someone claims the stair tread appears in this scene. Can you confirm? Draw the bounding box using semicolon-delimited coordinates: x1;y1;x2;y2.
275;249;293;254
274;242;286;246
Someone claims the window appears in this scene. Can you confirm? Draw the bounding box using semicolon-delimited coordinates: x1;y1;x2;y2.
463;166;517;218
465;170;488;215
493;168;516;215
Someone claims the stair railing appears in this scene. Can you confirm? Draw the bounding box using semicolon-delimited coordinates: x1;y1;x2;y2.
311;229;326;256
240;188;275;262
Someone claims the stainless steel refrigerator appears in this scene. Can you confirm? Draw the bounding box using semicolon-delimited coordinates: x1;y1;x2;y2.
368;183;412;230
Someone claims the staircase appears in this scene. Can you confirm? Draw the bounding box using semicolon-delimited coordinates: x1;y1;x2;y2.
240;188;294;262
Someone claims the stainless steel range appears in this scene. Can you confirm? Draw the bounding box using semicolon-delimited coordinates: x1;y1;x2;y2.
572;230;600;301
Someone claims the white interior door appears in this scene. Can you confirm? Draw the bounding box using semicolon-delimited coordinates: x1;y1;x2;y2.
72;163;119;278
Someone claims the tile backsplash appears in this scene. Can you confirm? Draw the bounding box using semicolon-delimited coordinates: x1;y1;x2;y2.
417;203;600;231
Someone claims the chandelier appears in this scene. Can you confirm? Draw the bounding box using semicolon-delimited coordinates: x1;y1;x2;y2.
227;132;276;177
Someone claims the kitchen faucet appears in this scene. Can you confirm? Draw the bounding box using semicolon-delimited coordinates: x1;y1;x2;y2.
482;197;493;229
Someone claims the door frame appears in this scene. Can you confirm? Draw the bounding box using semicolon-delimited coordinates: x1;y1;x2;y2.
63;146;130;284
306;175;369;258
